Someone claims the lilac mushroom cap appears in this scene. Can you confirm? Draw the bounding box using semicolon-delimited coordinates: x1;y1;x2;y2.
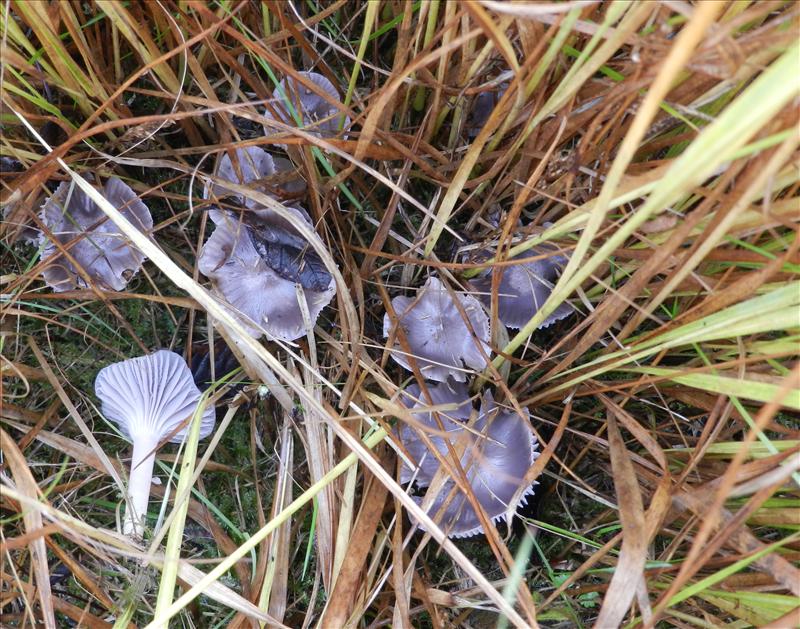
383;277;490;382
466;82;509;138
208;147;306;211
198;207;336;341
271;156;308;198
265;71;349;143
469;248;573;329
397;380;474;486
397;381;539;538
210;146;276;208
39;178;152;292
95;350;216;537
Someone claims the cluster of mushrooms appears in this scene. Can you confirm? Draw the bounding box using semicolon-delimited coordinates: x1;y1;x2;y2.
385;254;570;537
35;71;570;540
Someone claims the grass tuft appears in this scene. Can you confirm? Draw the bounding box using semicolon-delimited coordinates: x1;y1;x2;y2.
2;2;798;627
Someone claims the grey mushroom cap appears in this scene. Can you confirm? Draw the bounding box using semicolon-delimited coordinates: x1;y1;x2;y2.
383;277;490;382
272;156;308;197
466;82;509;138
397;380;474;485
39;178;152;292
208;147;306;211
95;350;216;444
397;382;539;538
265;71;349;143
198;207;336;341
469;249;573;329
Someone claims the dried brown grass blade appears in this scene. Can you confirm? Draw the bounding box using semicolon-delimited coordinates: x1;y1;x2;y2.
45;539;117;613
593;411;648;627
176;563;288;627
26;338;125;490
2;419;124;477
322;469;389;626
0;524;60;552
261;413;294;626
655;365;800;615
0;571;111;629
0;428;57;629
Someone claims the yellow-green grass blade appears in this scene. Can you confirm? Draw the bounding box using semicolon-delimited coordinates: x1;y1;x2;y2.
425;2;651;257
696;590;800;626
544;282;799;391
2;74;67;117
622;532;800;628
619;366;800;411
666;441;800;459
0;6;57;77
95;1;180;94
11;1;99;113
343;0;379;113
153;393;214;619
496;40;800;367
665;531;800;606
145;426;387;629
462;130;796;285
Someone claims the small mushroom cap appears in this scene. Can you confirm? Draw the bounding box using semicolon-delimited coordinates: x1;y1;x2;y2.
465;82;509;138
208;147;307;213
398;383;539;538
209;146;276;207
198;207;335;341
265;71;349;142
469;249;573;329
95;350;215;444
272;156;308;197
397;380;474;485
383;277;490;382
39;178;152;292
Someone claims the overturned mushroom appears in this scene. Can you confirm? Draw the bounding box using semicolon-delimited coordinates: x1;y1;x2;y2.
397;381;539;538
198;207;335;341
383;277;490;382
39;178;152;292
469;248;573;329
95;350;216;537
264;71;349;143
208;147;306;210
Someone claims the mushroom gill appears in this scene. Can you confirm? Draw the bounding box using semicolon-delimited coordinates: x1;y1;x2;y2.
397;381;539;538
95;350;216;537
38;178;152;292
264;71;349;144
208;146;306;211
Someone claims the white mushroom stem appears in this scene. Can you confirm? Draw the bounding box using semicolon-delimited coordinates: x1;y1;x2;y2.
124;432;160;537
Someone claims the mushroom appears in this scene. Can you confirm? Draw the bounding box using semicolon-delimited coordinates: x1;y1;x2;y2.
465;82;509;138
469;248;573;329
272;156;308;199
383;277;490;382
39;178;152;292
188;338;241;394
94;350;216;537
397;381;539;538
208;147;306;212
397;380;474;486
264;71;349;144
198;206;336;341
